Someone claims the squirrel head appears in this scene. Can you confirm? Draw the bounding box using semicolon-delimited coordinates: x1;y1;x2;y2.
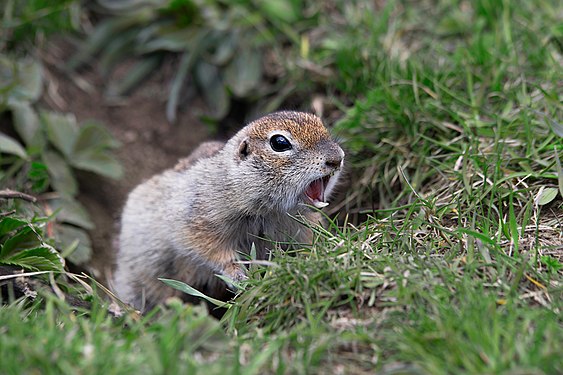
229;111;344;213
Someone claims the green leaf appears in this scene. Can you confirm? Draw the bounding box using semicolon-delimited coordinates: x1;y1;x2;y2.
13;58;43;102
536;187;558;206
166;51;192;124
166;32;209;123
0;217;28;236
546;116;563;138
105;56;161;98
0;133;27;159
508;193;518;255
159;278;231;308
98;29;139;76
3;245;64;272
224;47;262;98
42;150;77;197
9;101;44;150
92;0;159;14
67;17;144;70
71;149;123;179
139;29;195;53
27;161;50;193
250;242;257;261
49;198;94;230
0;226;41;258
42;111;79;158
456;228;498;248
56;224;91;265
0;55;14;94
259;0;301;23
208;32;238;66
194;61;229;120
540;255;562;273
73;121;120;153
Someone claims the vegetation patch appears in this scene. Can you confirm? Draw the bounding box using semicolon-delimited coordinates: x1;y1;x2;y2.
0;0;561;374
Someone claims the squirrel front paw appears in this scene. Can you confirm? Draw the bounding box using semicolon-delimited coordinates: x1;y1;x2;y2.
222;263;248;290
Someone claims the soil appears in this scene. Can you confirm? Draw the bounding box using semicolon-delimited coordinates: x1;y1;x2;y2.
40;37;221;281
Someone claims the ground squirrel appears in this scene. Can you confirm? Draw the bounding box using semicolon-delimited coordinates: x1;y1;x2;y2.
114;111;344;312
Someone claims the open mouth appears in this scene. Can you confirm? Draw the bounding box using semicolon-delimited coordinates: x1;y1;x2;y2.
304;174;332;209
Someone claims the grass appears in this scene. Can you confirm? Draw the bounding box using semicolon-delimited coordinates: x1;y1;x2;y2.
1;0;562;374
0;295;238;374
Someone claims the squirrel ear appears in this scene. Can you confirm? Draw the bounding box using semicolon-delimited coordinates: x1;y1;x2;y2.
238;138;250;160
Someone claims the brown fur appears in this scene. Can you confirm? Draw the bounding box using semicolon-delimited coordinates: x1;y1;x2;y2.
247;112;330;149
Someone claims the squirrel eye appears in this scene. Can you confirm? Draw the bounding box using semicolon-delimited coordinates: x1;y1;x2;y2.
270;134;292;152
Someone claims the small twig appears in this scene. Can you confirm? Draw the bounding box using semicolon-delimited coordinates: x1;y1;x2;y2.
0;189;37;203
1;210;17;217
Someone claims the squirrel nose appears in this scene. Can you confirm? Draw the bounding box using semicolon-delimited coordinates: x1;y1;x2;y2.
325;154;343;169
